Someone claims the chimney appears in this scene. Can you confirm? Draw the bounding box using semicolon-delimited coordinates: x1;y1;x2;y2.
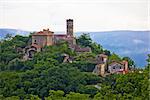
123;60;128;72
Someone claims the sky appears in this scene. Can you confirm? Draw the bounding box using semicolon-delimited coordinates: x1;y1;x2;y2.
0;0;149;32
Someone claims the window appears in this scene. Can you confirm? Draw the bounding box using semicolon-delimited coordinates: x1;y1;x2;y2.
34;40;37;44
113;66;115;69
101;57;104;62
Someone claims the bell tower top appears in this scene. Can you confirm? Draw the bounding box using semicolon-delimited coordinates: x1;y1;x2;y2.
66;19;73;37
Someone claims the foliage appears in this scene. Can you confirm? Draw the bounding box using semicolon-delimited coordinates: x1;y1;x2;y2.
0;35;30;70
94;65;149;99
70;61;96;72
122;57;135;69
77;33;103;54
0;34;149;99
77;33;92;47
108;53;122;63
45;90;90;100
65;92;90;100
108;53;136;69
4;33;13;40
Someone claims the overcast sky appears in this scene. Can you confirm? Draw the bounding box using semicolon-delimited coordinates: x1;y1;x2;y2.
0;0;149;32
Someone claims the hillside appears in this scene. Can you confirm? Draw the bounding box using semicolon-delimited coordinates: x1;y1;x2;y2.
0;34;149;99
0;28;149;67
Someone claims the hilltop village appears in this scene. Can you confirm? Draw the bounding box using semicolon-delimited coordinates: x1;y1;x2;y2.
19;19;128;76
0;19;149;100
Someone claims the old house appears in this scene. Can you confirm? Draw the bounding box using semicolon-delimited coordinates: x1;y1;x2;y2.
32;29;54;47
93;54;108;76
93;54;129;76
108;60;128;74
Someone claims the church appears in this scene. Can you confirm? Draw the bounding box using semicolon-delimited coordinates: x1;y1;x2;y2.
32;19;76;48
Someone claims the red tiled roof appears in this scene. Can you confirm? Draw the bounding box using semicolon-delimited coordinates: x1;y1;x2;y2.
33;32;53;35
33;29;54;36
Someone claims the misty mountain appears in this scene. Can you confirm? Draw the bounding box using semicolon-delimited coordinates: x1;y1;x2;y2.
0;28;30;39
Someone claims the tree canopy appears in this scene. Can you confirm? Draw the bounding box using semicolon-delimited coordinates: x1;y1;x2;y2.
0;33;148;100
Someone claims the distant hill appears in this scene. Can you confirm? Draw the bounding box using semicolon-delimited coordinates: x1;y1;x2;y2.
0;28;30;39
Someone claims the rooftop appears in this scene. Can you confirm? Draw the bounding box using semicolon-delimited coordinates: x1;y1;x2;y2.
33;29;54;36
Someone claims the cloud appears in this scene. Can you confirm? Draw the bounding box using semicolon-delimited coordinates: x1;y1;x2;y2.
133;39;144;44
0;0;148;31
120;50;132;55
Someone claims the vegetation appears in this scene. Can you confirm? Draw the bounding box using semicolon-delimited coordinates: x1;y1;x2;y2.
77;33;103;54
0;33;149;99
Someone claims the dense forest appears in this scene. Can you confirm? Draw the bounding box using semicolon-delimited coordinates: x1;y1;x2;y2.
0;33;149;100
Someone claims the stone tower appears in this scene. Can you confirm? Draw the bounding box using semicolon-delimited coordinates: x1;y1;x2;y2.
66;19;73;37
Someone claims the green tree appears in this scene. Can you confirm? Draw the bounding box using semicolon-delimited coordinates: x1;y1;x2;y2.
29;94;41;100
122;57;135;69
45;90;64;100
103;49;111;56
77;33;104;54
108;53;121;63
4;33;13;40
77;33;92;47
0;35;30;67
66;92;90;100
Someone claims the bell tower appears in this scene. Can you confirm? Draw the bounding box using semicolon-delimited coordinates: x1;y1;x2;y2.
66;19;73;37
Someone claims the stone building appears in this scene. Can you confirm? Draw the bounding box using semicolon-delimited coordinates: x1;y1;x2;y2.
31;19;76;48
32;29;54;48
108;60;128;74
93;54;129;76
93;54;108;76
23;19;91;60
